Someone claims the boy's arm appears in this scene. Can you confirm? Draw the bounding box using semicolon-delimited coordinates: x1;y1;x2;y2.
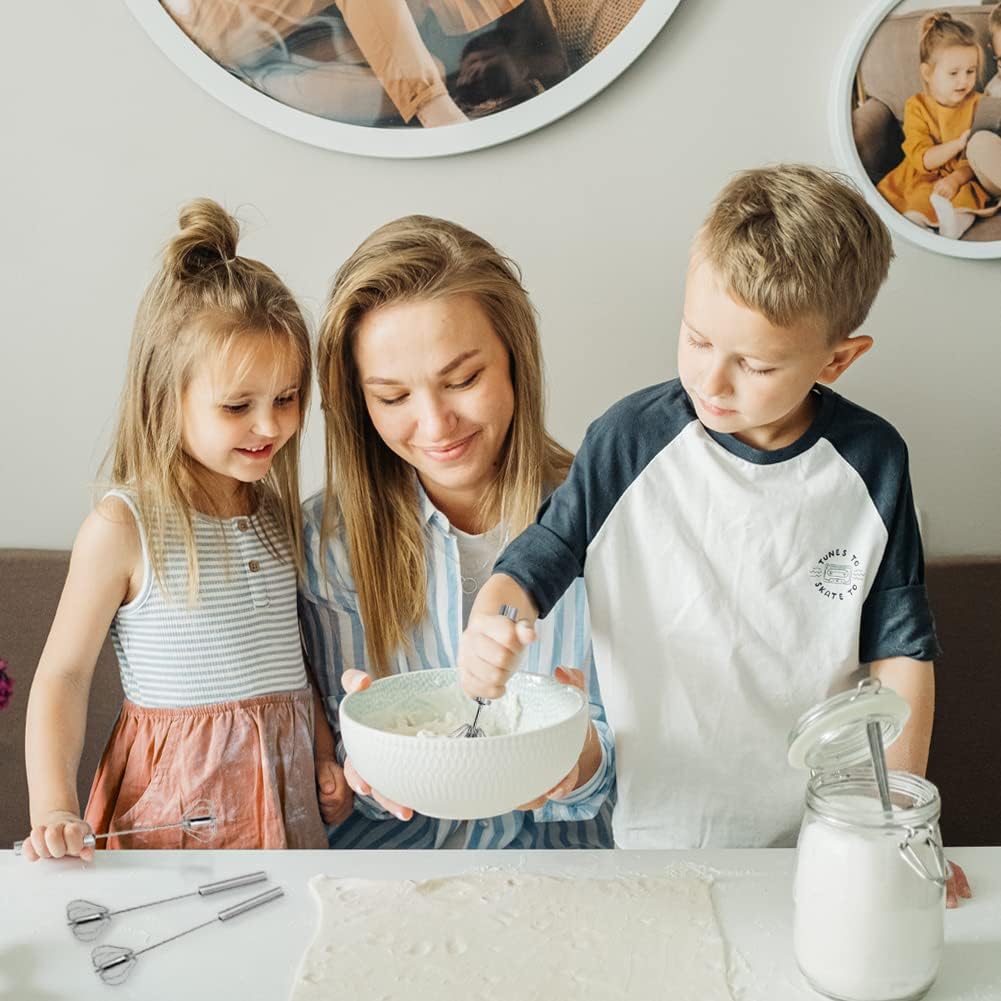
870;656;971;907
870;657;933;775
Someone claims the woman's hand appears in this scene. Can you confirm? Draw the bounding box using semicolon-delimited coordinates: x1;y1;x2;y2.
946;860;972;909
340;669;414;822
315;757;354;826
21;810;94;862
516;667;597;810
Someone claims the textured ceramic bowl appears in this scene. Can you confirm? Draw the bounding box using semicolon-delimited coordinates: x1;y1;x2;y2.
339;669;589;820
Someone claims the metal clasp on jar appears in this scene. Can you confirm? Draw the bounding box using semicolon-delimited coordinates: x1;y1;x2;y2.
898;825;950;886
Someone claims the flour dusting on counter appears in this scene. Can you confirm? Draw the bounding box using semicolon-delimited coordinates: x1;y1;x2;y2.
289;871;735;1001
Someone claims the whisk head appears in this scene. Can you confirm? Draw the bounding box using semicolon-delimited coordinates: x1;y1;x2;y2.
179;799;218;842
92;944;137;985
67;899;111;941
450;697;489;739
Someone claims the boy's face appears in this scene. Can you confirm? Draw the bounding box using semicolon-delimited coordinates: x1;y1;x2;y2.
677;257;869;451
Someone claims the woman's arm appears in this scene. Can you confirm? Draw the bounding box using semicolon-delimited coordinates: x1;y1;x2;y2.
23;498;137;860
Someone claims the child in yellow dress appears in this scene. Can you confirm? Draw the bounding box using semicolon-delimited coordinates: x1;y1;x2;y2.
878;11;994;239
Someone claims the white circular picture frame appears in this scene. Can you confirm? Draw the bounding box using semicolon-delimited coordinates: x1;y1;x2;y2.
126;0;684;159
830;0;1001;259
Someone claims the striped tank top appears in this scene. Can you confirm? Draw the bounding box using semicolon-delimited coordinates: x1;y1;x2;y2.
107;490;308;708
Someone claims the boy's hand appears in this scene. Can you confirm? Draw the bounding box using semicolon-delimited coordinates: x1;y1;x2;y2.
340;669;414;822
458;611;536;700
22;811;94;862
946;859;972;908
315;756;353;826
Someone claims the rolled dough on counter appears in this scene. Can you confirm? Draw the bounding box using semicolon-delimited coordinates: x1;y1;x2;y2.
290;871;734;1000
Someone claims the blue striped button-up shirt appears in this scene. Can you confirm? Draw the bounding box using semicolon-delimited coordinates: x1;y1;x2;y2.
298;486;615;849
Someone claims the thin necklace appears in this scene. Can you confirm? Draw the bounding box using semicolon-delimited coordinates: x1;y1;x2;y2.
453;523;509;596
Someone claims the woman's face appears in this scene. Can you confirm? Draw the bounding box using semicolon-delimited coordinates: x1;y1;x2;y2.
353;294;515;527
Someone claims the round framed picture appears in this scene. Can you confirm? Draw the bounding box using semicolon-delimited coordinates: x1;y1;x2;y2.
127;0;684;158
830;0;1001;258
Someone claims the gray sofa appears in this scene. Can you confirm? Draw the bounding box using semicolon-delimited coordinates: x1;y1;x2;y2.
853;3;1001;242
1;549;998;847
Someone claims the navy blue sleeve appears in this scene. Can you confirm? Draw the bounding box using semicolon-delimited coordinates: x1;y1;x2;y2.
825;400;939;662
494;381;694;617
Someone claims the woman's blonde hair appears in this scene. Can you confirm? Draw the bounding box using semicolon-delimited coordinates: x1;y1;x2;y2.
919;11;980;68
108;198;311;599
317;215;571;676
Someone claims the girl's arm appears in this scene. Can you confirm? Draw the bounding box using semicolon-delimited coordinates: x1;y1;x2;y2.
334;0;466;125
22;497;138;861
923;130;970;172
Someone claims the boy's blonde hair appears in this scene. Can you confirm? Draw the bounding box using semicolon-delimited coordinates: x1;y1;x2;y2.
919;11;980;67
317;215;572;676
696;164;893;342
109;198;311;599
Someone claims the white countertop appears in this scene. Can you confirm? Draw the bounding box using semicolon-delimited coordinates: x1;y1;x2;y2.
1;847;998;1000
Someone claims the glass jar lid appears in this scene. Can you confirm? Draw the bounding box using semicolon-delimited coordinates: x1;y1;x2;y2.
787;678;911;772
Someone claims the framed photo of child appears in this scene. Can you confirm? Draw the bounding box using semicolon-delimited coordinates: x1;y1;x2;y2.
831;0;1001;258
125;0;683;158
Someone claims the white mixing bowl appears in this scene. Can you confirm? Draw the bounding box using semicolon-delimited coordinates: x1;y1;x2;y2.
339;669;589;820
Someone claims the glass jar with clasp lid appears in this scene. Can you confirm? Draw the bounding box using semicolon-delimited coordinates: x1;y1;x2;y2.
787;678;948;1001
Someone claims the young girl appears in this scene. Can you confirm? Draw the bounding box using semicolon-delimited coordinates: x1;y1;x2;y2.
21;199;328;858
878;11;995;240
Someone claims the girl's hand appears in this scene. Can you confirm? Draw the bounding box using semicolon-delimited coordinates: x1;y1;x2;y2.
340;669;414;822
933;174;961;200
22;811;94;862
946;860;972;908
315;757;353;826
516;667;594;809
956;129;971;153
416;93;468;128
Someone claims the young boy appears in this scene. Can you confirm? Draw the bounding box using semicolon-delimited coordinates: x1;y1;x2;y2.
459;164;944;857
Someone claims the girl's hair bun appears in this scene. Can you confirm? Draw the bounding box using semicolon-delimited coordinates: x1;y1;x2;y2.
166;198;240;279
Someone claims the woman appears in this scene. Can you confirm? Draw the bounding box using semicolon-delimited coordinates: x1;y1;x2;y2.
300;216;614;849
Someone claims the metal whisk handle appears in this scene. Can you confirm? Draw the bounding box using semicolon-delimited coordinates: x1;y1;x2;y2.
218;886;284;921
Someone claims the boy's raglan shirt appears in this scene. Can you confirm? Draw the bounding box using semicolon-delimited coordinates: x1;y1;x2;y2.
494;379;937;849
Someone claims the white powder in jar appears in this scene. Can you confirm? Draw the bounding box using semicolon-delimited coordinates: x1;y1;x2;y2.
793;797;944;1000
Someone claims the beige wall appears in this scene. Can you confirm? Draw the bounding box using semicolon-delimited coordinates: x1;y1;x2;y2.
2;0;998;556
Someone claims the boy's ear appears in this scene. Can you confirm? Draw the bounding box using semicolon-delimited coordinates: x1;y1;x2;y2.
816;335;873;385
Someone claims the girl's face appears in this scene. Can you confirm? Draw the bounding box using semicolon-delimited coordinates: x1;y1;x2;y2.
180;334;301;505
353;294;515;528
922;45;979;107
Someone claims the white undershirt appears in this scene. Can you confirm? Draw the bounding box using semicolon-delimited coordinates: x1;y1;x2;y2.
452;525;505;626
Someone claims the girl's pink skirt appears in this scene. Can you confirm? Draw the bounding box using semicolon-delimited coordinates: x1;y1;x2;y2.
84;688;327;849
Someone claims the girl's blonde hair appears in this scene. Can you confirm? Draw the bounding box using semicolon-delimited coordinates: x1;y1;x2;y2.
108;198;311;599
317;216;571;676
919;11;980;68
